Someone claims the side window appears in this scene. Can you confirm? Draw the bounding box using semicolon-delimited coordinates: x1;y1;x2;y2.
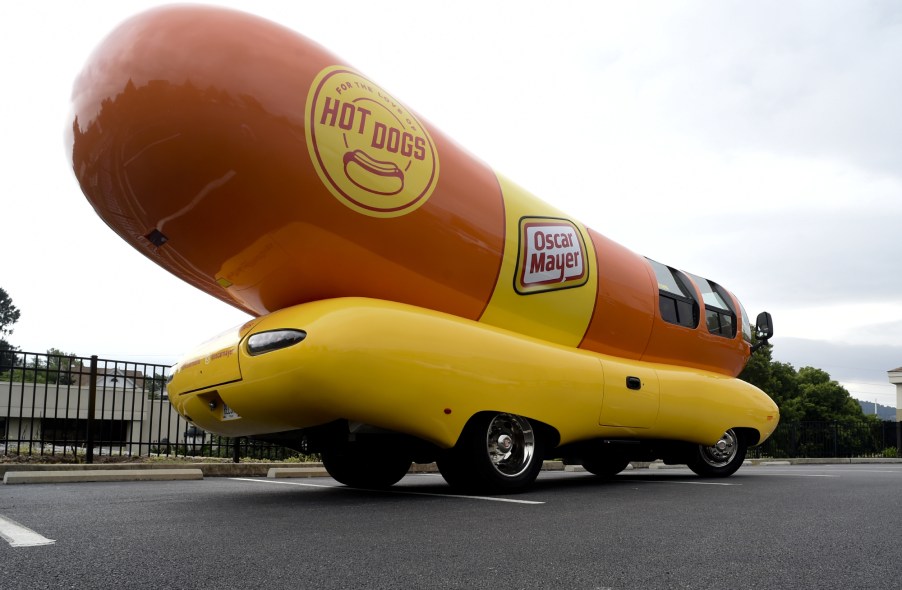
647;259;699;329
740;302;752;344
687;273;737;338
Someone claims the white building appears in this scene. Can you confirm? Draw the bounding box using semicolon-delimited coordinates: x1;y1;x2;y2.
1;381;184;455
889;366;902;422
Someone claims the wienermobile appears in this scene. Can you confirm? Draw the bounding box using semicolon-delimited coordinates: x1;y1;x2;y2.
69;5;777;493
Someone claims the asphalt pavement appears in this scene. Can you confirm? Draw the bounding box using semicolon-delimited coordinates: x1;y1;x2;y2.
2;464;900;589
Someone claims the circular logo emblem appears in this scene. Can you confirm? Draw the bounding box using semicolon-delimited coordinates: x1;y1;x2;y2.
305;67;440;218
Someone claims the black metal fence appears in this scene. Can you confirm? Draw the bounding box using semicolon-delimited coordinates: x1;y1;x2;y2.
2;350;899;463
0;350;298;463
749;419;901;459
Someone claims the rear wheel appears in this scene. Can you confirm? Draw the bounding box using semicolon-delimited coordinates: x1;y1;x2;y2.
438;412;544;494
322;443;412;489
686;429;746;477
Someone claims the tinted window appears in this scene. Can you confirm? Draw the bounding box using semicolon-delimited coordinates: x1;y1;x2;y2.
705;308;735;337
687;273;737;339
648;259;699;329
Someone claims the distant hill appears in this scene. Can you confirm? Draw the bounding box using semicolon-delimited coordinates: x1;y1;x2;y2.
858;401;897;421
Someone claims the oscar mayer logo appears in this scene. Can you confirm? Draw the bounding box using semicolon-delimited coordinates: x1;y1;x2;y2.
515;218;589;294
305;66;439;218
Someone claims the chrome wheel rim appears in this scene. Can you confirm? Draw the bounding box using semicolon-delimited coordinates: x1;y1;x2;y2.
699;429;739;468
485;413;535;477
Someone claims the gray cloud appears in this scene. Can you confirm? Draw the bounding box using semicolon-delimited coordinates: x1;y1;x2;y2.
603;2;902;181
775;337;902;378
773;337;901;406
694;207;902;308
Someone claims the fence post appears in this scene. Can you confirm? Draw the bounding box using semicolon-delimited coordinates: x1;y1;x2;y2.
833;422;839;457
790;422;798;457
233;437;241;463
86;355;98;464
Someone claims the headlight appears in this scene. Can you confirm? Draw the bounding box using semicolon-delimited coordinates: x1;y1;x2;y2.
246;329;307;356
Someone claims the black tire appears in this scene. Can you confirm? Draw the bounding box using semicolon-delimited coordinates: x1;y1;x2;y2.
437;412;544;494
581;453;631;478
321;443;412;489
686;428;746;477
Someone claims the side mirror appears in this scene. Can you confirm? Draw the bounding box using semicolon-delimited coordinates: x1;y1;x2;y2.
750;311;773;354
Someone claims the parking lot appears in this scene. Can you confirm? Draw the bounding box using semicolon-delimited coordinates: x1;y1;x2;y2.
2;464;901;589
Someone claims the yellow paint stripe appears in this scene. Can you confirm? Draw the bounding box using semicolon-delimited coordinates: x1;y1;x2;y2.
478;174;597;347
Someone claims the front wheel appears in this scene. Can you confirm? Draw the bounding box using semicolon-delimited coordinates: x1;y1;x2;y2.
687;429;746;477
438;412;544;494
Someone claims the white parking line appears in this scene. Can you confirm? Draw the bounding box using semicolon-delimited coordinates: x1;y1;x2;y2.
819;469;901;474
230;477;545;505
0;515;55;548
624;479;741;486
755;473;838;477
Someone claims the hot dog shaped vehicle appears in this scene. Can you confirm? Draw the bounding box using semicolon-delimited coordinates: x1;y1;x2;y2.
69;5;777;493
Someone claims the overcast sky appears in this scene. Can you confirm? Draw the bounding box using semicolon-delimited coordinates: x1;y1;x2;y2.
1;1;900;406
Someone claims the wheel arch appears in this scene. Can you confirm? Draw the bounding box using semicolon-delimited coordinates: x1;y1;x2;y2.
734;426;761;448
456;410;560;452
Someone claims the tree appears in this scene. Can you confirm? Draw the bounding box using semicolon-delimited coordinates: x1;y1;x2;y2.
45;348;81;385
740;346;888;457
0;348;81;384
0;287;21;338
737;341;773;390
0;338;18;373
739;344;798;414
143;371;168;399
782;367;870;424
739;345;871;424
0;287;22;372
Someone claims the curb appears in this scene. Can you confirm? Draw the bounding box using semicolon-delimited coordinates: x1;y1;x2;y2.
3;468;203;485
0;462;303;479
267;467;329;478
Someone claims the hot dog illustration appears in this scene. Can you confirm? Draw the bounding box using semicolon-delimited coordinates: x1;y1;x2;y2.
68;6;776;492
343;149;405;196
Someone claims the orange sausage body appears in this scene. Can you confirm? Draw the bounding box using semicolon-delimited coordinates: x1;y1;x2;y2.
69;6;749;376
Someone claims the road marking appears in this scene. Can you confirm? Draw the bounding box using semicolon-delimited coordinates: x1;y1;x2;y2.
623;479;741;486
0;515;56;548
755;473;838;477
230;478;545;505
765;468;902;475
820;469;901;474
